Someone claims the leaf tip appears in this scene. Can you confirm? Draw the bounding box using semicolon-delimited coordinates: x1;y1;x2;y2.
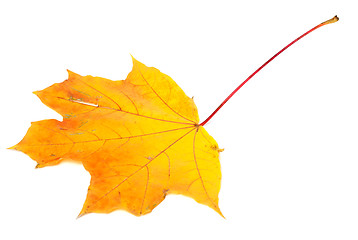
76;212;87;219
129;55;146;70
130;54;139;65
77;206;90;219
7;145;17;150
214;206;225;219
35;164;44;169
67;69;81;80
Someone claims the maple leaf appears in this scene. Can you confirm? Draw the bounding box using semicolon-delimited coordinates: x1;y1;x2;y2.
10;57;223;217
9;15;338;218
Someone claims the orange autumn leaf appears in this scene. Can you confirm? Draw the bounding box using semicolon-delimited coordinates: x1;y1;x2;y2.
10;57;223;217
10;16;338;218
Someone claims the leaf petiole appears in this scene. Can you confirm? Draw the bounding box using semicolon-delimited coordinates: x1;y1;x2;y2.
200;15;339;126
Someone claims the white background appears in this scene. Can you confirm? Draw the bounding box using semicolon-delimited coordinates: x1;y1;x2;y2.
0;0;357;239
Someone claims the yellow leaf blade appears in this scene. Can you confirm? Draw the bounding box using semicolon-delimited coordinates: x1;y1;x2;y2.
11;58;223;217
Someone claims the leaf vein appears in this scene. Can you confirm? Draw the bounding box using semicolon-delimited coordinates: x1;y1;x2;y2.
137;68;196;124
